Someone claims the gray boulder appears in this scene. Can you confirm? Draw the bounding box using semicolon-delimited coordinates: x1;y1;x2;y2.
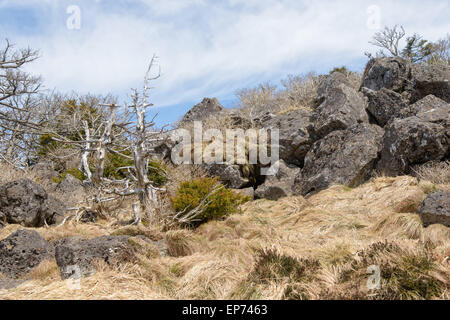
295;123;384;196
0;179;67;227
252;111;276;127
55;174;84;194
203;163;250;189
262;109;313;166
54;174;85;207
317;72;352;99
377;117;448;176
361;57;412;93
227;110;253;129
0;230;50;278
255;160;300;200
409;94;450;115
153;128;189;161
410;64;450;103
181;98;227;122
412;95;450;127
361;87;409;127
361;57;450;104
311;73;368;139
417;191;450;227
54;236;133;279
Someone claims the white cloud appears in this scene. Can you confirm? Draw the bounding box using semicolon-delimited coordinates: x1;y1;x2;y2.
3;0;449;110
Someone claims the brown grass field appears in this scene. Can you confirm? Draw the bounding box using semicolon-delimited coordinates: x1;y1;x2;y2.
0;166;448;300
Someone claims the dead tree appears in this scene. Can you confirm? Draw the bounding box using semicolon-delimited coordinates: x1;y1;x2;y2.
80;120;93;181
44;94;126;183
0;40;43;167
93;103;121;182
75;56;166;225
125;55;165;223
369;25;406;57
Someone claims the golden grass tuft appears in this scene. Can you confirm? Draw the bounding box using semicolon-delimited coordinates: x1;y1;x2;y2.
0;262;168;300
164;229;208;257
27;260;61;282
372;213;424;240
412;161;450;185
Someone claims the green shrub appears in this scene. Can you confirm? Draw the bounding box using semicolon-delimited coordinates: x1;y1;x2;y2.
52;168;87;183
103;152;134;180
147;160;169;187
37;134;56;157
103;151;168;186
170;177;249;226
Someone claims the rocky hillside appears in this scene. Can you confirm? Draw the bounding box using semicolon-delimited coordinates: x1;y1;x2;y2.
0;57;448;299
160;57;449;201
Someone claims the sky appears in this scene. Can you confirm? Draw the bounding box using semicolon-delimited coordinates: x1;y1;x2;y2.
0;0;449;126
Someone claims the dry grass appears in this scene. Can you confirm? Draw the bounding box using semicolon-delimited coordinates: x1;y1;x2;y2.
412;161;450;185
236;74;319;122
0;163;55;190
0;175;449;300
235;71;362;122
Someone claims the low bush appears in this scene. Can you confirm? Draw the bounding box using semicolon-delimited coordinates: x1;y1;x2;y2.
170;177;249;227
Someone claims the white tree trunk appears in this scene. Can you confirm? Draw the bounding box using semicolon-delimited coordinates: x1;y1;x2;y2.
80;120;92;181
94;104;117;181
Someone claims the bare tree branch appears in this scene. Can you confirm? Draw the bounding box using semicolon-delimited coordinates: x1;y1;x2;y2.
369;25;406;57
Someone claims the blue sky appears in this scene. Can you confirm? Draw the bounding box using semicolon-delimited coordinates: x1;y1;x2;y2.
0;0;449;126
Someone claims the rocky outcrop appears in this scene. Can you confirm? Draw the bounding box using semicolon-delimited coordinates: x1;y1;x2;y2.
160;61;449;197
377;116;448;176
0;230;50;278
417;191;450;227
361;87;410;126
295;123;384;196
262;109;313;166
0;179;66;227
360;58;449;177
410;64;450;103
54;236;133;279
361;57;412;94
127;236;169;258
360;57;450;104
255;160;300;200
181;98;227;122
311;72;368;139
